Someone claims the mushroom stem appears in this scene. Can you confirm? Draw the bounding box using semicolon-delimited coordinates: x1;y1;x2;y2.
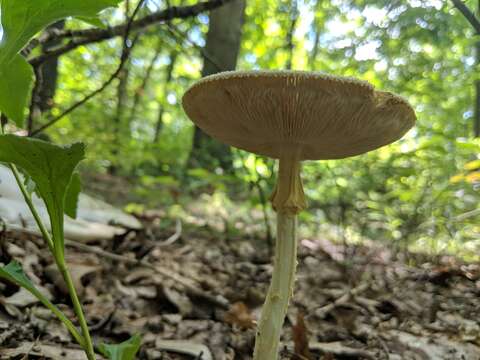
254;155;305;360
271;153;306;214
253;211;298;360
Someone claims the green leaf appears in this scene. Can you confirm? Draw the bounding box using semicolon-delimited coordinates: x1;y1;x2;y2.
65;172;82;219
0;0;121;126
0;0;122;65
0;135;85;258
77;16;107;29
23;174;37;195
99;334;142;360
0;261;44;295
0;55;34;126
0;261;84;346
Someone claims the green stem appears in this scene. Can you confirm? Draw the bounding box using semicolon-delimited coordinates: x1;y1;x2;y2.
28;283;85;347
253;211;298;360
0;124;87;351
58;260;97;360
8;163;55;253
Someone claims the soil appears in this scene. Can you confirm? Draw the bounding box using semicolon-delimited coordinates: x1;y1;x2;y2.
1;215;480;360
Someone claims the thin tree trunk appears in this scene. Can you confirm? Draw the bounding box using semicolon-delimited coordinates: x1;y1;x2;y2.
153;51;178;142
109;0;131;175
188;0;246;171
309;0;322;70
474;0;480;137
130;39;163;124
109;63;130;175
285;0;298;70
451;0;480;137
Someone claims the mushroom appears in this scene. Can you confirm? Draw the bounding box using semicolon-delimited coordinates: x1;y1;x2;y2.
182;70;416;359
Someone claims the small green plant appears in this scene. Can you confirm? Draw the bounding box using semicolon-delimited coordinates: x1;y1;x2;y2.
0;1;141;359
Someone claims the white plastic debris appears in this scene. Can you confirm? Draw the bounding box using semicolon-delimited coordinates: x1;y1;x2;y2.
0;165;142;242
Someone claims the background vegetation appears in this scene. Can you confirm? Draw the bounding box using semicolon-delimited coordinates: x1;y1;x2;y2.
7;0;480;258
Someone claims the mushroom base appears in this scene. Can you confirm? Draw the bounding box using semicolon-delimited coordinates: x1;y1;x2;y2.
253;211;298;360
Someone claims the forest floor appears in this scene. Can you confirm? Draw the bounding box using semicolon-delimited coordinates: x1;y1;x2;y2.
1;200;480;359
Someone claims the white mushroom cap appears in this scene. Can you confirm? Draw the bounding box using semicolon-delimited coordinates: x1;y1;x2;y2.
182;70;416;160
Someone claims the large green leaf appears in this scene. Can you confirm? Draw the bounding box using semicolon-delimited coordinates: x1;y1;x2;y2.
0;55;34;126
0;135;85;258
0;0;121;127
99;334;142;360
65;172;82;219
0;0;121;64
0;261;84;346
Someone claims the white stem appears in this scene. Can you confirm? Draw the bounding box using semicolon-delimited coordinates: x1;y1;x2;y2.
253;212;298;360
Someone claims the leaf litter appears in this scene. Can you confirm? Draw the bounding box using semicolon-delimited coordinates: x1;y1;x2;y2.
1;213;480;359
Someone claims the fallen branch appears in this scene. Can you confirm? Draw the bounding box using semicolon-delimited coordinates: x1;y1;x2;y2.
285;341;376;359
64;239;229;309
314;282;370;318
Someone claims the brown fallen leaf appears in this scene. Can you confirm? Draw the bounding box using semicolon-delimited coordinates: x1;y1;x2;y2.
0;341;107;360
224;302;255;329
292;312;313;360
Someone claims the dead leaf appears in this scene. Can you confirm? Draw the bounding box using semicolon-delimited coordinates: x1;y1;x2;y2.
161;286;193;316
155;339;213;360
45;256;100;296
224;302;255;329
0;341;107;360
292;312;313;360
4;286;51;307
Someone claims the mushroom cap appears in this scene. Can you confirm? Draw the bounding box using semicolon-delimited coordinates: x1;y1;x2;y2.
182;70;416;160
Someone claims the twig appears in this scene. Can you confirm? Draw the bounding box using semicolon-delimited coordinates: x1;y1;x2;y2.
64;239;229;309
158;219;182;246
285;342;376;359
451;0;480;34
307;342;375;359
166;23;224;72
314;282;370;318
89;308;116;332
454;207;480;221
28;0;236;66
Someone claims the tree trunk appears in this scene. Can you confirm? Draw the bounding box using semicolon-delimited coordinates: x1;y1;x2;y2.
109;0;131;175
188;0;246;172
109;64;130;175
309;0;322;70
154;51;178;143
28;21;64;135
130;40;163;126
474;0;480;137
285;0;298;70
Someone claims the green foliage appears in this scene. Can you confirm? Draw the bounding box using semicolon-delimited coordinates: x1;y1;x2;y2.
99;334;142;360
0;55;34;126
1;0;477;260
0;0;121;63
44;0;477;256
65;172;82;219
0;0;121;125
0;135;84;258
